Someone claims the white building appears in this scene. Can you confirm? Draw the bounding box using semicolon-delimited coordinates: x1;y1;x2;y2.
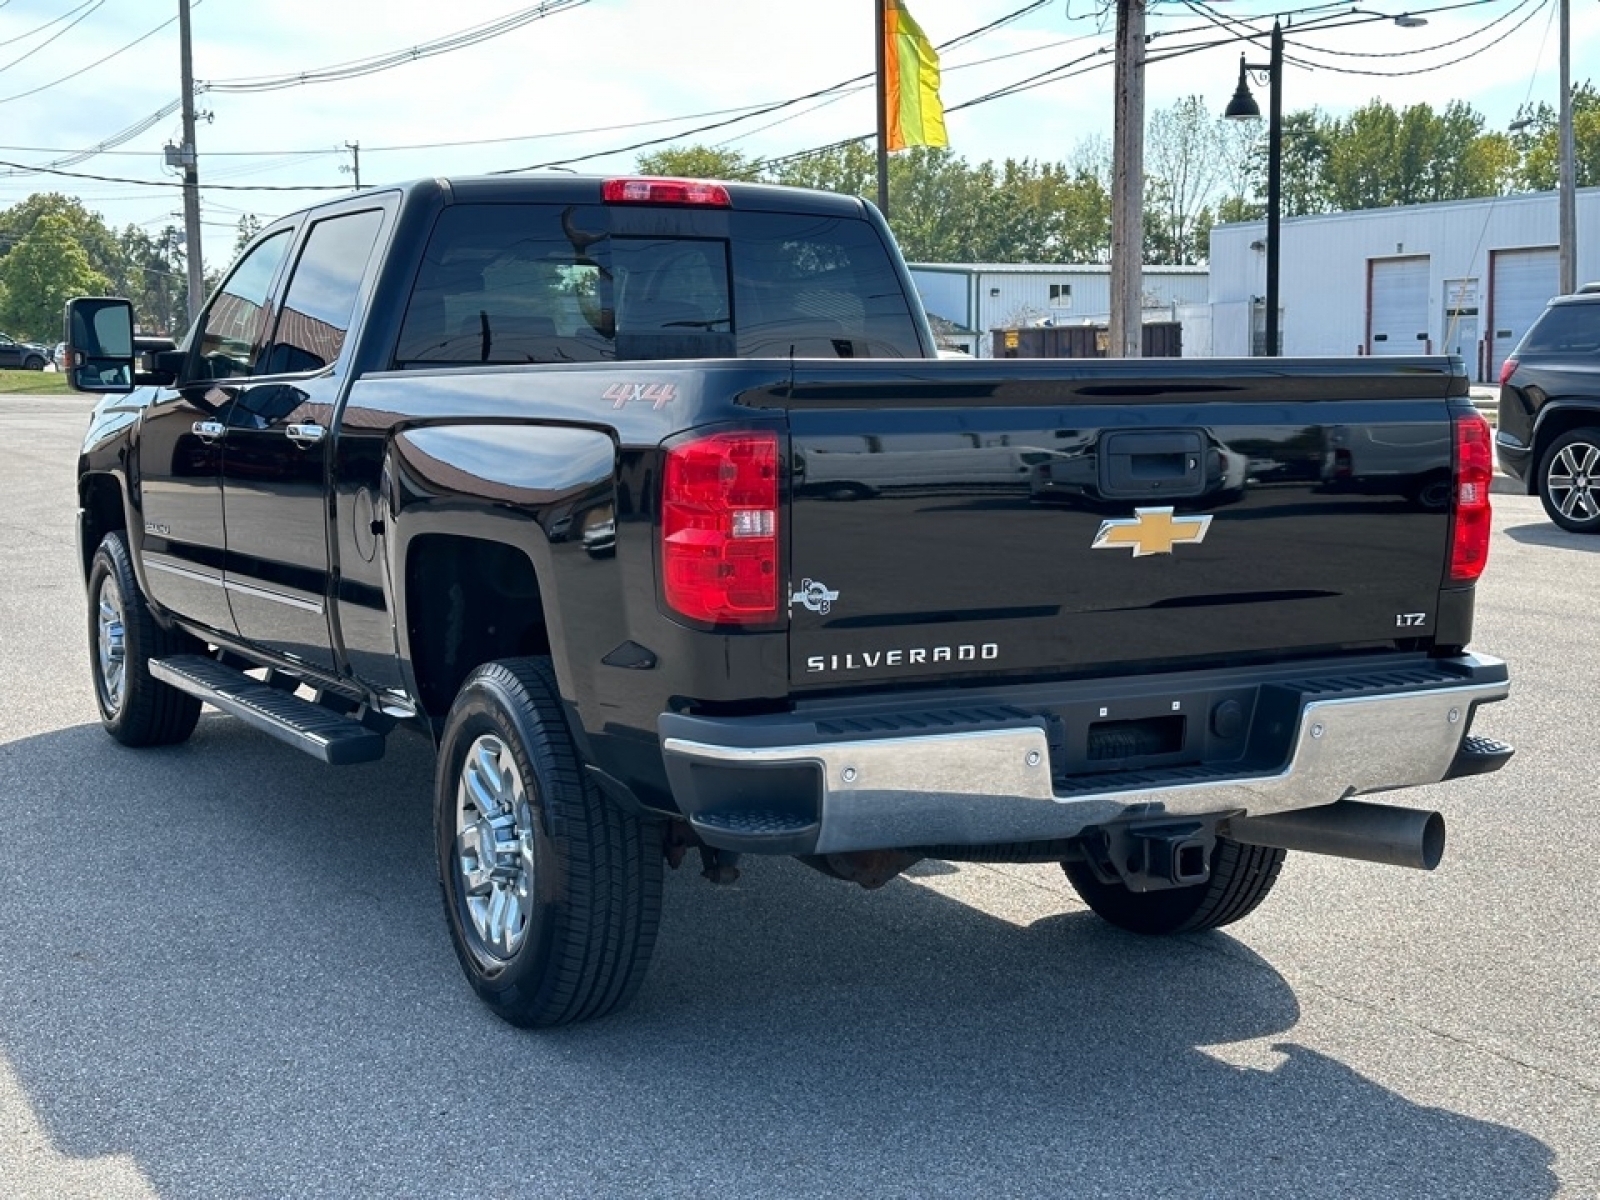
908;262;1211;357
1209;186;1600;379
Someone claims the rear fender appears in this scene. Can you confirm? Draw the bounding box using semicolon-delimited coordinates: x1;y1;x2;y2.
385;423;619;727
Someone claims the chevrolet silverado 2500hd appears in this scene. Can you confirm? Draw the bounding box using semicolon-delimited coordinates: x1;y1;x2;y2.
66;175;1512;1028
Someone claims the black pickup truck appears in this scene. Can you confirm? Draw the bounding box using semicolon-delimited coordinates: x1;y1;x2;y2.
67;175;1511;1028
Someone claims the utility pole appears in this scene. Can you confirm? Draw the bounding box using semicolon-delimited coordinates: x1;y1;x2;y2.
1558;0;1576;295
178;0;204;326
343;141;363;190
1108;0;1145;358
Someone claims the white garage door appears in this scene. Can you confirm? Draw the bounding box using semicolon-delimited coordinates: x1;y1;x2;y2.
1489;247;1558;378
1369;256;1431;355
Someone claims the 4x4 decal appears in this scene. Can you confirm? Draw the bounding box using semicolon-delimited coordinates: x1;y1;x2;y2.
604;382;677;410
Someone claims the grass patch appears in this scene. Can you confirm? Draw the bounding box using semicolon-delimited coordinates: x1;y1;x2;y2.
0;369;72;395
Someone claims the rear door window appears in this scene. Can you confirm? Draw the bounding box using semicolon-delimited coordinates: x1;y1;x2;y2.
394;202;923;368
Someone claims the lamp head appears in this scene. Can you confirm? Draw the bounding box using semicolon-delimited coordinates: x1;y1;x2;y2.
1224;55;1262;121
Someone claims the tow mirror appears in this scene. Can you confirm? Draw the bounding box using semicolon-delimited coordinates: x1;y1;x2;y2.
64;297;136;394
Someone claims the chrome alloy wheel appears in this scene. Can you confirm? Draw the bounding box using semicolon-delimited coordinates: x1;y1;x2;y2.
1547;439;1600;523
453;734;538;964
95;573;128;714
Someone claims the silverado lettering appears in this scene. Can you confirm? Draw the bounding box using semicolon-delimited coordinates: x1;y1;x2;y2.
64;173;1512;1031
806;643;1001;672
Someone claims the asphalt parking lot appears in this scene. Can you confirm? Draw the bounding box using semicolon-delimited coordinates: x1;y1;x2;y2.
1;393;1596;1198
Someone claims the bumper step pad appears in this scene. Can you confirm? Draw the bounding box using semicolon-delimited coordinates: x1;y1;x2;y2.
1444;734;1514;780
149;654;386;765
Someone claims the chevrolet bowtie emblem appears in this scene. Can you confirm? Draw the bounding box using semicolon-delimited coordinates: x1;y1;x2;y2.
1092;507;1212;557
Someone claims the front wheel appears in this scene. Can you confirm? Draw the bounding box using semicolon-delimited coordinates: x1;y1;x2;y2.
1062;837;1285;935
22;354;44;370
435;658;663;1028
87;531;202;746
1538;427;1600;533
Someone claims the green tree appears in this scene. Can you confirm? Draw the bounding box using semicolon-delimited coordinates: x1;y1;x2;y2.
1516;82;1600;190
119;225;185;336
233;214;264;256
635;145;762;181
1322;99;1516;210
1144;96;1224;264
1276;108;1335;217
766;140;877;198
0;212;110;340
0;193;128;296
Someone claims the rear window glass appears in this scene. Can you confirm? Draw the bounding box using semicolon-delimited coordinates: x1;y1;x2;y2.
1518;304;1600;356
393;202;924;368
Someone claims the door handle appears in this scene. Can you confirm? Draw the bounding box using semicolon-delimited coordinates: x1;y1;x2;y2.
285;423;326;447
192;420;224;442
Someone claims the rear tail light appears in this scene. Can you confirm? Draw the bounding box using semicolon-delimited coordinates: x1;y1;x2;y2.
1449;411;1493;584
662;431;780;624
602;177;732;207
1497;356;1518;387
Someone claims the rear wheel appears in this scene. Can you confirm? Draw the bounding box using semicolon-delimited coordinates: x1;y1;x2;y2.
1062;837;1285;935
1538;427;1600;533
87;531;202;746
435;657;663;1027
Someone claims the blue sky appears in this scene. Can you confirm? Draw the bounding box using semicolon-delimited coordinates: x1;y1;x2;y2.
0;0;1594;271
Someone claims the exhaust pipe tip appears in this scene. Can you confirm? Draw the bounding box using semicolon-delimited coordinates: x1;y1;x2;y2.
1228;800;1446;872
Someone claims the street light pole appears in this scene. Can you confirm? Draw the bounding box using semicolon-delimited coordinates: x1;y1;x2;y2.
1264;21;1282;357
1225;20;1282;356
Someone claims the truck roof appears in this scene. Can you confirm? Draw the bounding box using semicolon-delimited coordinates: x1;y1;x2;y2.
359;174;874;221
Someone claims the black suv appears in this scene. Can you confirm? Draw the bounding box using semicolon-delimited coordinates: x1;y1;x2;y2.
0;331;49;370
1496;285;1600;531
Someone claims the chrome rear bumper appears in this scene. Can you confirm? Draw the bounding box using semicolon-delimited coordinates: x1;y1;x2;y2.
659;654;1510;856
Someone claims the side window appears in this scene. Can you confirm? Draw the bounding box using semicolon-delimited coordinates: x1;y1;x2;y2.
261;209;385;375
192;230;292;380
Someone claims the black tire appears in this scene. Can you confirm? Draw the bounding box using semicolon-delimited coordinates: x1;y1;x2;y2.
435;657;663;1028
87;531;202;746
22;354;44;371
1062;837;1285;935
1537;427;1600;533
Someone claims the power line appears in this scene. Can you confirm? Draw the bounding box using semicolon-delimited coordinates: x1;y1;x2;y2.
0;160;351;191
487;0;1063;174
1269;0;1542;58
0;0;101;78
198;0;590;93
0;100;180;177
0;5;192;105
0;0;96;51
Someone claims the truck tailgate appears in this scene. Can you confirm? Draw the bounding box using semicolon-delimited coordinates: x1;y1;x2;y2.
784;361;1464;689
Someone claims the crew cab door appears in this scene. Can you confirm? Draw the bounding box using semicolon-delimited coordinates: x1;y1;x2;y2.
219;205;388;671
136;229;293;635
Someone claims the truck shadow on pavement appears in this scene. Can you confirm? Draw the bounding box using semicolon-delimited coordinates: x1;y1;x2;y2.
1503;521;1600;553
0;718;1558;1200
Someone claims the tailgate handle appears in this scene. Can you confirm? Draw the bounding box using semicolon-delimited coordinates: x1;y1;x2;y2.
1099;430;1206;499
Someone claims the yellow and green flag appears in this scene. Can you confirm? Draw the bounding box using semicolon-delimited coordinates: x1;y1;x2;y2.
884;0;948;151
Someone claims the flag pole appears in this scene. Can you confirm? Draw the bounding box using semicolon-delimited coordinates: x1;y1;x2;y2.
875;0;890;218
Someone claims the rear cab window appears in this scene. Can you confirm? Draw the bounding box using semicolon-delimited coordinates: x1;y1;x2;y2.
393;202;925;368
